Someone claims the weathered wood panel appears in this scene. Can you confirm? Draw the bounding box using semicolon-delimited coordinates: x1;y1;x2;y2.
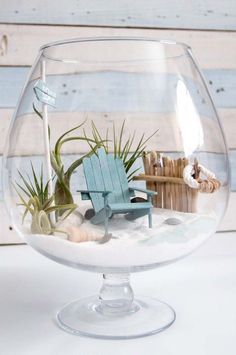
4;113;230;156
1;25;236;68
219;192;236;231
0;4;235;241
0;1;235;30
0;150;234;201
1;108;235;154
0;67;236;109
218;109;236;149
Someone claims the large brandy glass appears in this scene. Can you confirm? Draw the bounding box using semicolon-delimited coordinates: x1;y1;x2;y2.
2;37;230;339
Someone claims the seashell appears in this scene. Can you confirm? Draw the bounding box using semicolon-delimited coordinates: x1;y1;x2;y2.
67;224;104;243
54;210;84;238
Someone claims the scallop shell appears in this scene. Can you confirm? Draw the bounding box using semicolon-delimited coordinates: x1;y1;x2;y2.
67;224;104;243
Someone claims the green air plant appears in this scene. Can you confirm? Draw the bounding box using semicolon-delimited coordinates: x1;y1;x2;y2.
15;163;77;235
84;120;158;181
50;122;104;218
33;105;105;219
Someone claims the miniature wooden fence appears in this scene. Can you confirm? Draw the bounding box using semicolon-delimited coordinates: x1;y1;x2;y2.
133;152;198;213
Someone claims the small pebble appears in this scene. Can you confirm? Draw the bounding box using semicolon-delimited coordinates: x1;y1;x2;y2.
165;217;182;225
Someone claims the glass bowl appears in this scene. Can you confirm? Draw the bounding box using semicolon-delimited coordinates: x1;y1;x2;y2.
2;37;230;339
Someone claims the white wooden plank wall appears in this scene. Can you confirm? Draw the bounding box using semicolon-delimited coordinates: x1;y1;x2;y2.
0;0;236;30
0;1;235;243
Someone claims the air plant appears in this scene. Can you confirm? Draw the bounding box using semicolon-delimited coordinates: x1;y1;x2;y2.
84;120;158;181
33;105;106;219
15;163;77;234
50;123;105;218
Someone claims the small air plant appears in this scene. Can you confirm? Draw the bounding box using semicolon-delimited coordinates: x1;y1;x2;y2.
15;163;77;235
84;120;158;181
50;121;105;218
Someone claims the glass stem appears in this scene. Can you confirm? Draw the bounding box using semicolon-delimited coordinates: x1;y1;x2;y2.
97;273;137;315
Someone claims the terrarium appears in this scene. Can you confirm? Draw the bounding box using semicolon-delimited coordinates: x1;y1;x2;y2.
2;37;230;339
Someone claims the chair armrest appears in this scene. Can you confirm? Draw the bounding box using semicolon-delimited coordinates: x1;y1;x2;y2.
77;189;112;197
129;187;157;196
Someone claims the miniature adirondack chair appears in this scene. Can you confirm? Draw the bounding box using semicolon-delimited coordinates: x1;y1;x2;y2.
78;147;157;236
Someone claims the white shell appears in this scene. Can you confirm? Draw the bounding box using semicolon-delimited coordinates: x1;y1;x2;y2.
67;224;104;243
54;210;84;238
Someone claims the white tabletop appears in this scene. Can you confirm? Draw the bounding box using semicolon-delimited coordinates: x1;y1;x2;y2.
1;232;236;355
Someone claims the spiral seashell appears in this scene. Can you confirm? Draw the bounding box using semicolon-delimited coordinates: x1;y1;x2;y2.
67;224;104;243
53;210;84;238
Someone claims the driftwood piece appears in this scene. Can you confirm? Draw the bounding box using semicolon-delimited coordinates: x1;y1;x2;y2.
173;159;179;211
133;174;185;184
165;157;172;210
142;152;151;191
191;159;200;212
150;151;157;205
137;152;219;213
169;158;175;210
136;153;200;213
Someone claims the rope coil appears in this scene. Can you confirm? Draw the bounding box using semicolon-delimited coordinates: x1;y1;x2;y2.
183;161;221;193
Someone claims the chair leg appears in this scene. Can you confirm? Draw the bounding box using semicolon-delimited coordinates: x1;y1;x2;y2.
104;195;109;236
148;210;152;228
148;196;153;228
90;207;111;225
104;206;109;236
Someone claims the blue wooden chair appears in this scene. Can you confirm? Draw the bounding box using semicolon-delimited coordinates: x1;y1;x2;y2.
78;148;157;235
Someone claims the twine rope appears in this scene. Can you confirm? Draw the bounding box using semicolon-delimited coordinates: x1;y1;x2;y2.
183;163;221;193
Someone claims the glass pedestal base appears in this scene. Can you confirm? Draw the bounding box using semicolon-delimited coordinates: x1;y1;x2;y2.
56;295;176;339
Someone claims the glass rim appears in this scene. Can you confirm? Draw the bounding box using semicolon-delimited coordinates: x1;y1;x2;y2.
39;36;192;63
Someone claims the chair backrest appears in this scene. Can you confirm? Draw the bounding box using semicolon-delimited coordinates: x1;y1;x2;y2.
83;147;130;212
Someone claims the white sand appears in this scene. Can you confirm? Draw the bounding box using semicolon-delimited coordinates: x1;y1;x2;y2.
24;207;217;269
